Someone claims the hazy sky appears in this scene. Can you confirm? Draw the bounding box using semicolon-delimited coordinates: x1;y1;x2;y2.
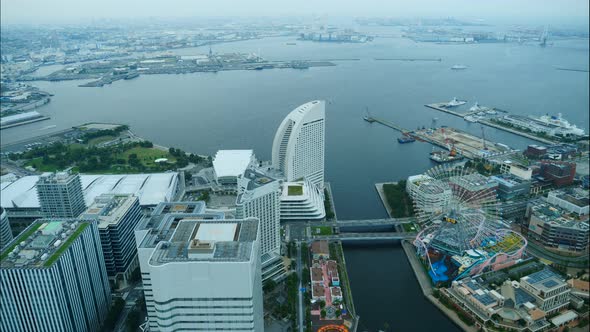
1;0;589;25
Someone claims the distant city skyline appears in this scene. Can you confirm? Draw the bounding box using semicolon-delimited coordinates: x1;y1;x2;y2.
1;0;588;25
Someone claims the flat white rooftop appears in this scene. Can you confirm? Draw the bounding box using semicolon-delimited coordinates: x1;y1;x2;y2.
1;173;178;208
195;223;238;242
213;150;254;178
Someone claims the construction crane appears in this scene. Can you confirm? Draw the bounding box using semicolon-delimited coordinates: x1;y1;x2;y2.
481;125;488;150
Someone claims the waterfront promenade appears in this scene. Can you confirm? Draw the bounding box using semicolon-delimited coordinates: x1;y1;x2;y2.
375;182;396;218
401;241;478;332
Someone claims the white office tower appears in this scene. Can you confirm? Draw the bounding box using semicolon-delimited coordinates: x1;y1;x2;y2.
135;208;264;332
0;207;13;247
81;194;142;286
280;180;326;221
1;219;111;332
37;169;86;218
272;100;325;189
237;169;287;282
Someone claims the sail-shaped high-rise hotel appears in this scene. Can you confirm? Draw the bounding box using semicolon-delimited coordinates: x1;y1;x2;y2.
272;100;325;189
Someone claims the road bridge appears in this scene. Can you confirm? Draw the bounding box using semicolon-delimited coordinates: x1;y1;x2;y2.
312;232;417;242
305;217;417;228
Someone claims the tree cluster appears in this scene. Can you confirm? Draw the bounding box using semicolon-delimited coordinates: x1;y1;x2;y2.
383;180;415;218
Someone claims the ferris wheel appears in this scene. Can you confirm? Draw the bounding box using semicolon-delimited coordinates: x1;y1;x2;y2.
410;165;527;280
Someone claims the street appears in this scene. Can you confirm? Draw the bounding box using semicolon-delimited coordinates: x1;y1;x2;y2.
296;242;304;332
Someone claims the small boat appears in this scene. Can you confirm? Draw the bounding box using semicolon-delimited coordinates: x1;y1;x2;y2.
451;64;468;70
286;42;297;45
464;116;478;123
398;135;416;143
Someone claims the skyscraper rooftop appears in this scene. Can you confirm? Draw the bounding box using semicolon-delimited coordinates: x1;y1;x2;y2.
1;219;92;268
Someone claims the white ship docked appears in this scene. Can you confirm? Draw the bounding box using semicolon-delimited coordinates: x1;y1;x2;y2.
532;113;585;136
464;115;479;123
469;102;482;112
445;97;467;107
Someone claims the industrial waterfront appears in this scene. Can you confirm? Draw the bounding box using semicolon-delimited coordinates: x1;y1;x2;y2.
1;33;588;331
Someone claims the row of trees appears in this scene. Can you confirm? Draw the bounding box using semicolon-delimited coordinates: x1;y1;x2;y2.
168;147;212;169
383;180;415;218
79;125;129;143
464;158;501;176
323;189;335;220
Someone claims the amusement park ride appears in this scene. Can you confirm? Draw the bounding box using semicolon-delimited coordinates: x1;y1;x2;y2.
412;165;527;283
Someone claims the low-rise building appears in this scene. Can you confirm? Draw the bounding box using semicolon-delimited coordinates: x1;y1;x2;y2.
212;150;255;185
567;278;590;299
546;189;589;216
331;287;343;302
311;240;330;260
311;267;323;283
406;174;452;215
519;269;571;314
526;201;589;252
525;145;548;159
550;310;578;328
280;180;325;221
312;283;326;301
490;174;531;200
501;161;533;180
449;173;498;204
539;160;576;187
450;279;504;321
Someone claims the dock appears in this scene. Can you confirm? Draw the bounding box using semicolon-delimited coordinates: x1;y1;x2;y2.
425;103;470;117
0;116;50;130
425;102;560;144
364;114;511;159
363;115;410;134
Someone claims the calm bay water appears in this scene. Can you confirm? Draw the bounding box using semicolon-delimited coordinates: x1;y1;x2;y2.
2;30;588;331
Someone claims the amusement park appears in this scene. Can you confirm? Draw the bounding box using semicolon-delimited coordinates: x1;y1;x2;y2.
410;165;528;285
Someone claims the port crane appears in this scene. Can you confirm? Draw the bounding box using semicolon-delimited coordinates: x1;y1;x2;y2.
481;125;488;150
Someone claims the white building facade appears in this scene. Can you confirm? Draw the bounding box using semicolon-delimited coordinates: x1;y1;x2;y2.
280;180;326;221
0;207;13;247
36;170;86;218
236;169;281;256
272;100;325;189
135;211;263;332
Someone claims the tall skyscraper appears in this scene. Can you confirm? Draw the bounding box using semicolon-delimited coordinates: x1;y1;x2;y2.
237;169;286;282
1;219;111;332
81;194;142;286
36;170;86;218
237;169;281;256
0;207;13;247
135;206;264;332
272;100;326;189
